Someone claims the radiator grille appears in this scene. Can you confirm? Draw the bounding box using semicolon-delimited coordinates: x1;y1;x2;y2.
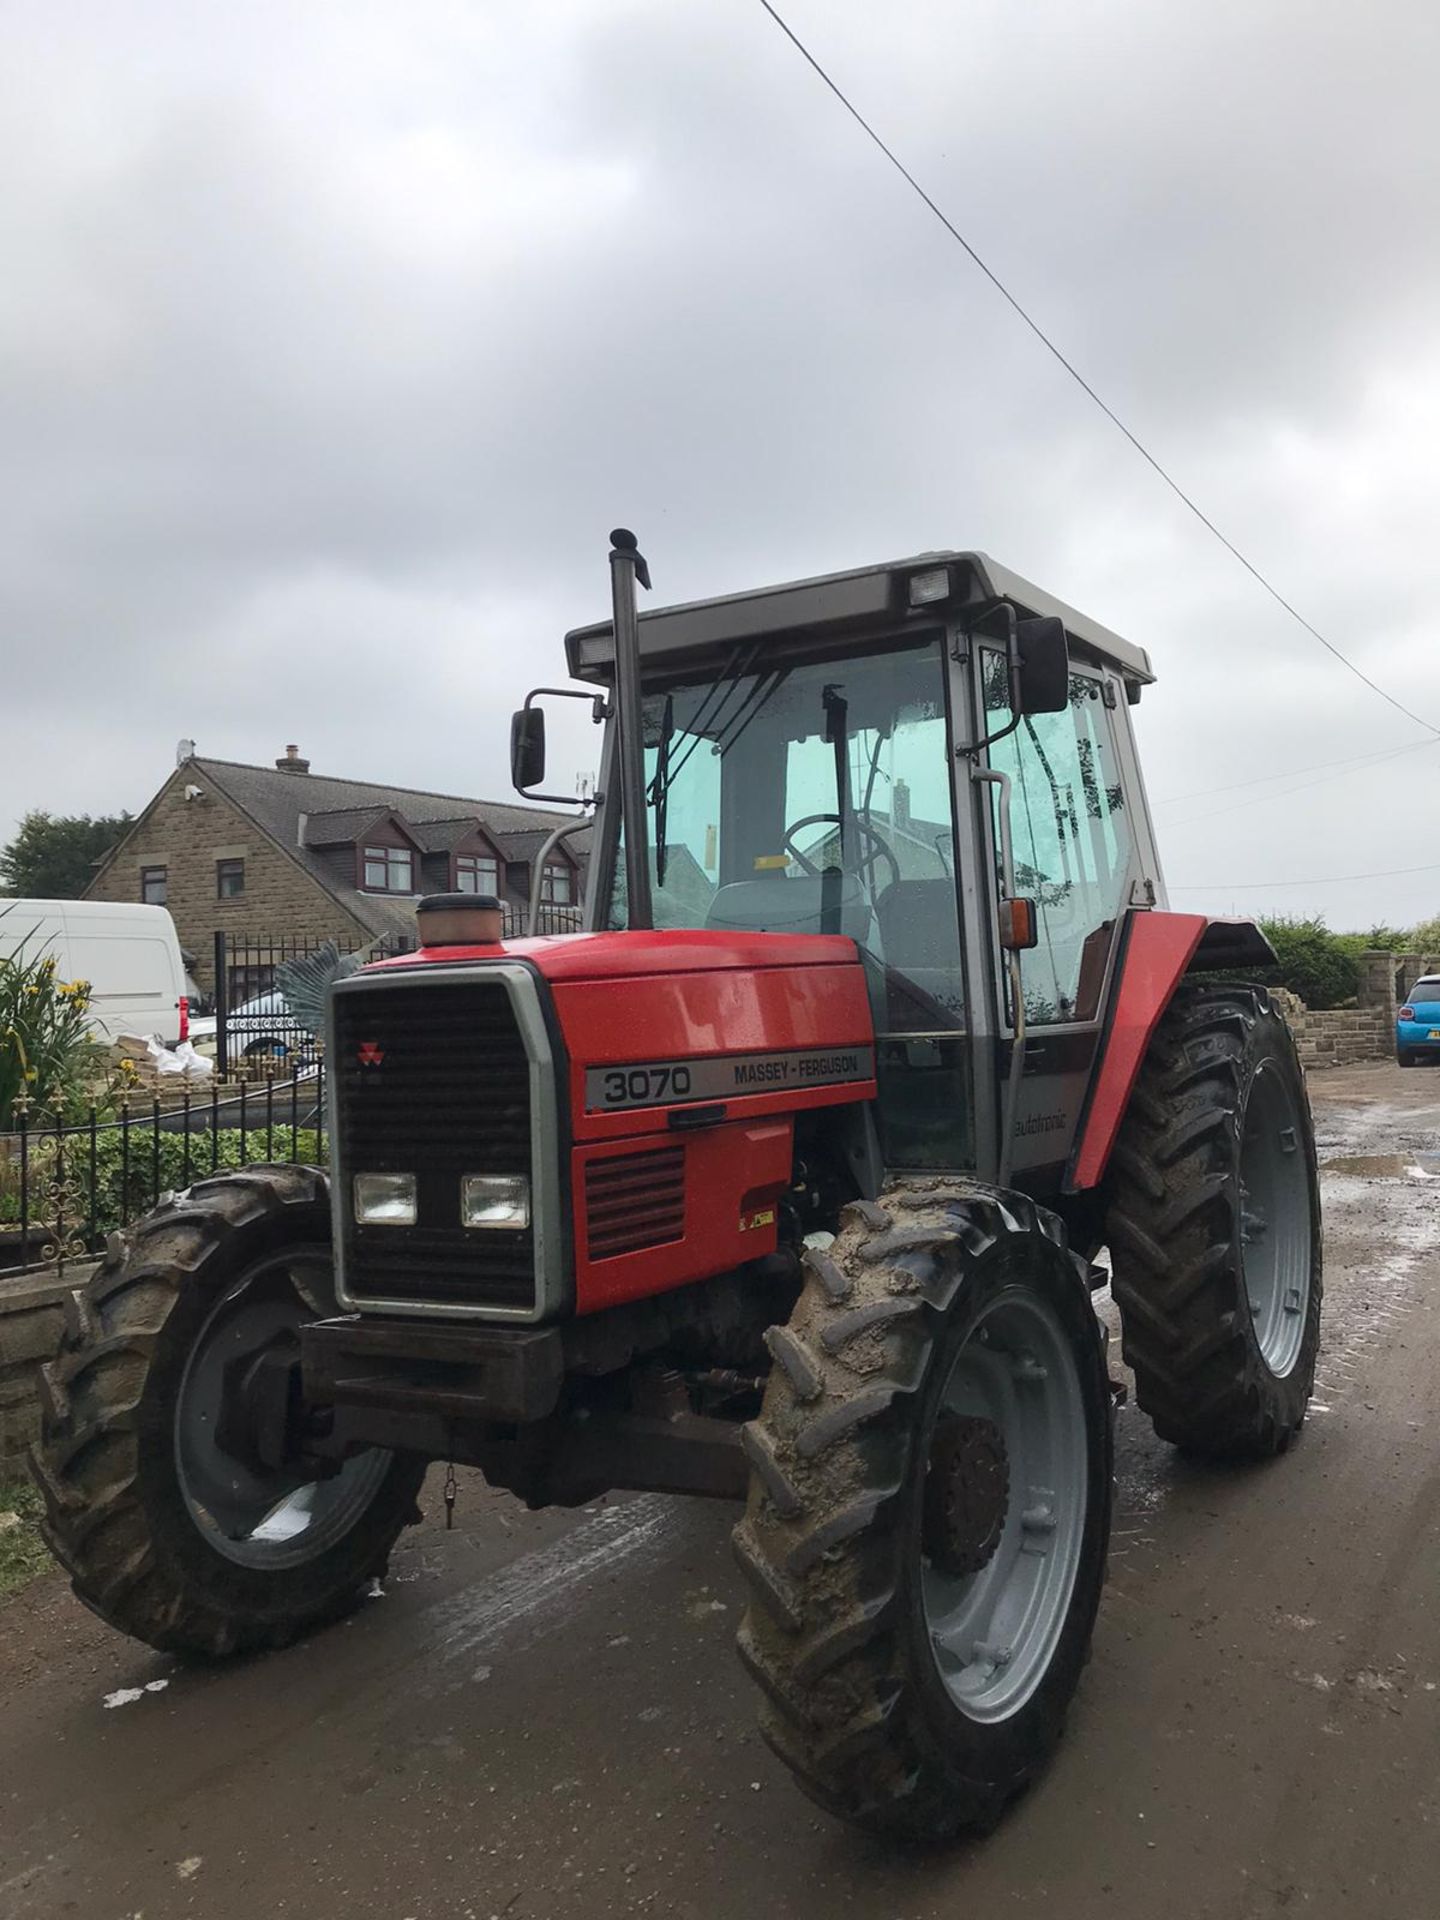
585;1146;685;1260
335;976;537;1312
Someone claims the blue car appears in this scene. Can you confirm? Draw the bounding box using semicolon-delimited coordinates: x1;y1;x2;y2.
1397;976;1440;1065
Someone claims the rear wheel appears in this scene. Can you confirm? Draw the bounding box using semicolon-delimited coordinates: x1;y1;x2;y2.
733;1181;1112;1841
30;1165;425;1656
1106;984;1322;1458
1397;1047;1416;1068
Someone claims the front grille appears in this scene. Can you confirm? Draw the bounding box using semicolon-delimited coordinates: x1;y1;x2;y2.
335;976;537;1312
585;1146;685;1260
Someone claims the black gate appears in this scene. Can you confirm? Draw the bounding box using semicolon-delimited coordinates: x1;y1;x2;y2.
212;931;412;1076
212;911;584;1076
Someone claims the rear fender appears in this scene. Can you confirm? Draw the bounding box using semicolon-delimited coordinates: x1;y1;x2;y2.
1064;910;1219;1192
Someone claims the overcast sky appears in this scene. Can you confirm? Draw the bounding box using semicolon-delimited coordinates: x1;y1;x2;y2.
3;0;1437;929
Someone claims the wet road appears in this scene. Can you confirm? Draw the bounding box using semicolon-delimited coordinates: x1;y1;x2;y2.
3;1062;1439;1919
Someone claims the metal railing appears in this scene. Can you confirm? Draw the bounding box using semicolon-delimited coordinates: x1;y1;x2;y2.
0;1064;328;1278
5;910;592;1277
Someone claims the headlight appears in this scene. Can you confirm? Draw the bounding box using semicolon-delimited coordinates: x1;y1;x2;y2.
353;1172;417;1225
461;1174;530;1230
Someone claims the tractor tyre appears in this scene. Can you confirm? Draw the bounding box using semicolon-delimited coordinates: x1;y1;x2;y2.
733;1180;1112;1842
1106;983;1322;1458
30;1165;426;1657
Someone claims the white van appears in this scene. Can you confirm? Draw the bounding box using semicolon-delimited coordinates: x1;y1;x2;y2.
0;899;189;1045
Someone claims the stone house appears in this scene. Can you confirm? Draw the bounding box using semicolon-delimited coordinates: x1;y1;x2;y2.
86;746;588;995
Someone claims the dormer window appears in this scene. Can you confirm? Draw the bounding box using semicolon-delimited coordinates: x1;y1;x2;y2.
363;845;414;893
541;862;574;905
455;852;500;895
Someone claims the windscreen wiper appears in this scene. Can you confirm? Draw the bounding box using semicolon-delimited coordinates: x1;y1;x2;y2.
821;684;850;934
649;643;758;814
715;664;790;760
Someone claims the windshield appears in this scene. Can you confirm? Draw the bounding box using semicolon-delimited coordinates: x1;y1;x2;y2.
606;633;966;1029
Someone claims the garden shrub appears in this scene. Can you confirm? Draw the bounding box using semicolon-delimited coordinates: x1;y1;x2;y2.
0;924;110;1127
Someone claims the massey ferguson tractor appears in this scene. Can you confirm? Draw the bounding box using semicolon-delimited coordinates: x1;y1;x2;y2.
33;535;1322;1842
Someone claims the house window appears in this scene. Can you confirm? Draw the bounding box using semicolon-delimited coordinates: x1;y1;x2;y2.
140;866;167;905
455;853;500;896
216;858;245;899
541;862;573;905
363;845;414;893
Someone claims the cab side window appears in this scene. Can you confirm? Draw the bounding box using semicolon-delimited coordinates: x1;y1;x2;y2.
983;653;1132;1024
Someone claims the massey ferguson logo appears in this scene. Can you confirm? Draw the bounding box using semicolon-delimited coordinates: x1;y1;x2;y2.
357;1041;385;1067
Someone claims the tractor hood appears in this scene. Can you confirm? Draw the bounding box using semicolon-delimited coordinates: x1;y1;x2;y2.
366;927;861;984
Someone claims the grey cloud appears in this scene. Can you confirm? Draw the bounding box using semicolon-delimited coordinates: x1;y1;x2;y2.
2;0;1437;932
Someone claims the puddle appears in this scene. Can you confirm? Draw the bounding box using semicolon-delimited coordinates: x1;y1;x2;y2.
1321;1152;1440;1179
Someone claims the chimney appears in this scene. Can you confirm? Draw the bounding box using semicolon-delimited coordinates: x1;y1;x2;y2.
276;744;310;774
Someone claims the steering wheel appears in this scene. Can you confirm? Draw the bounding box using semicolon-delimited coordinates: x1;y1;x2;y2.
782;813;902;895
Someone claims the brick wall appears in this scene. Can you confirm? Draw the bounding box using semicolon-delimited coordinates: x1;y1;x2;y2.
87;769;366;991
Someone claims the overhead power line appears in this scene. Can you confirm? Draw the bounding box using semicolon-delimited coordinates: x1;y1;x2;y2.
1170;860;1440;893
756;0;1440;741
1165;737;1439;829
1153;735;1438;807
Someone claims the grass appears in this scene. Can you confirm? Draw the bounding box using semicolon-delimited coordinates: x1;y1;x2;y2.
0;1475;51;1601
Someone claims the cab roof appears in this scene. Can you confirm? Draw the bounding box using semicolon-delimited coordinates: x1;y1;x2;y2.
565;550;1154;686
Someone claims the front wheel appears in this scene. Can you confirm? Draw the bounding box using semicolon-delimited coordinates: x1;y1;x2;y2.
30;1165;425;1656
733;1181;1112;1842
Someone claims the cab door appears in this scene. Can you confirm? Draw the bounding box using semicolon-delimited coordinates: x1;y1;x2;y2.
976;648;1141;1190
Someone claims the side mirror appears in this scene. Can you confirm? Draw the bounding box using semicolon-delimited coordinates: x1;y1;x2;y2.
1013;616;1070;715
510;707;546;793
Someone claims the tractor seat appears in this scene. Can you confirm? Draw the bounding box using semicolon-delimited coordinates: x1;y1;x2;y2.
874;879;966;1027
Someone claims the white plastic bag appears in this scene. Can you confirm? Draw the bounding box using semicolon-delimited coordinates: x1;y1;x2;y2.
171;1040;214;1083
112;1033;214;1084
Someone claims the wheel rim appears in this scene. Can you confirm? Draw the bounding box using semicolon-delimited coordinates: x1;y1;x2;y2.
1239;1061;1312;1378
921;1285;1088;1723
174;1250;394;1570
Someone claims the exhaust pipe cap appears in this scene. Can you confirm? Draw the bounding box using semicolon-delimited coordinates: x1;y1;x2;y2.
416;893;504;947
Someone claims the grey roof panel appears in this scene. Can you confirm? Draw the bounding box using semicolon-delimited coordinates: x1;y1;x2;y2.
565;550;1154;684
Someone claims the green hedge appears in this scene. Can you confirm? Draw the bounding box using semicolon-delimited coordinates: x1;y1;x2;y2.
1256;916;1360;1010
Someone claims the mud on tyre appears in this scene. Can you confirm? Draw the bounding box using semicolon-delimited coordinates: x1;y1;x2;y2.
1106;983;1323;1458
30;1165;425;1657
733;1180;1112;1842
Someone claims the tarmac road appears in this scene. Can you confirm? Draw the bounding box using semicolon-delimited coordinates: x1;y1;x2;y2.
2;1060;1439;1920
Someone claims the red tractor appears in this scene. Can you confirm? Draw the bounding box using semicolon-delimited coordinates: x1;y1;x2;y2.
33;536;1322;1841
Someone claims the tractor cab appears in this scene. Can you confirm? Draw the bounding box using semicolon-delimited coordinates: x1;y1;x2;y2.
522;548;1163;1191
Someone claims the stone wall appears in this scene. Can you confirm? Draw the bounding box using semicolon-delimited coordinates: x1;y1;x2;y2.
1397;953;1440;1000
1271;947;1405;1070
1272;989;1392;1069
0;1267;88;1465
87;767;366;991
